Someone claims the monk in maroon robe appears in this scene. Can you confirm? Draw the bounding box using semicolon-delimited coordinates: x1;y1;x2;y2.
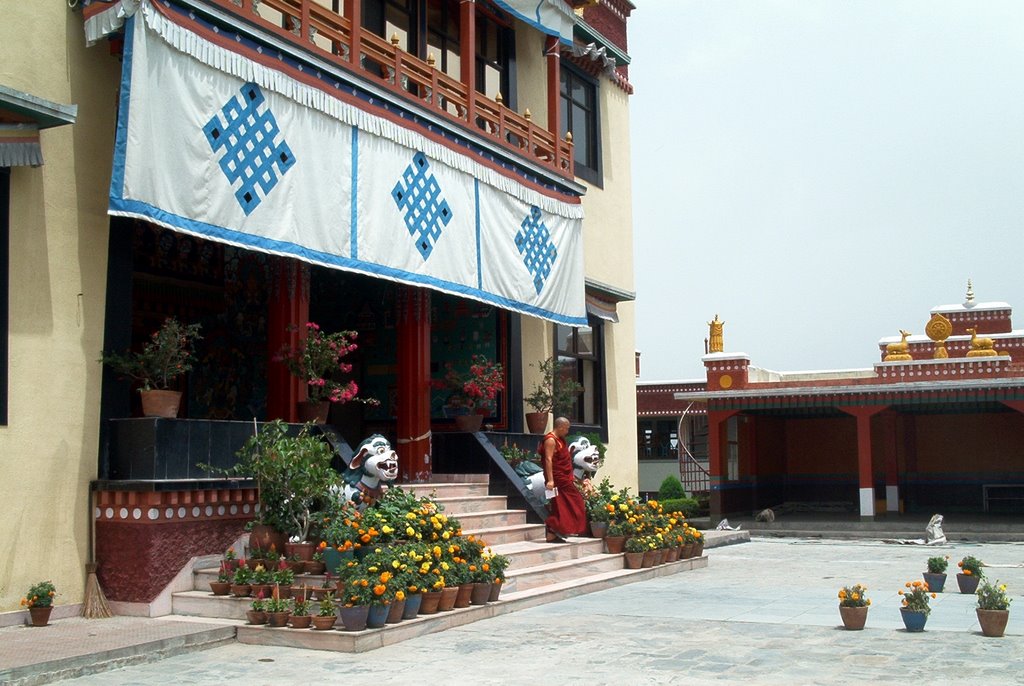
540;416;588;542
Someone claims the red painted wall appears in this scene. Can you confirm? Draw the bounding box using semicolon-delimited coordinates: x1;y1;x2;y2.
785;417;857;475
915;412;1024;473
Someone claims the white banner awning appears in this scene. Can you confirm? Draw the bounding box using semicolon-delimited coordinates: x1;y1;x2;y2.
492;0;576;44
109;1;586;325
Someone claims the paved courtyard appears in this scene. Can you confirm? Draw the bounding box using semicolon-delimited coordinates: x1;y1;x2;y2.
62;538;1024;685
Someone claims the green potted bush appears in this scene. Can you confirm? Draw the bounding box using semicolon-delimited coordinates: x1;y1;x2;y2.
100;317;202;417
437;355;505;432
623;537;646;569
976;580;1012;637
957;555;984;594
524;356;584;433
923;555;949;593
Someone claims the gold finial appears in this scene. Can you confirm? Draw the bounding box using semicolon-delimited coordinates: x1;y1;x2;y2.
565;131;573;143
883;330;913;362
965;278;975;305
925;313;952;359
390;33;400;47
495;91;504;105
707;314;725;353
524;108;532;121
427;52;436;66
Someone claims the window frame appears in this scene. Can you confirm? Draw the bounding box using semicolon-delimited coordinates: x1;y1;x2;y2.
553;316;606;439
560;63;602;186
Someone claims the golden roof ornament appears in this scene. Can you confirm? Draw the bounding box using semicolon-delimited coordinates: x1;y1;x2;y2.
966;326;997;357
883;330;913;361
925;313;952;359
707;314;724;353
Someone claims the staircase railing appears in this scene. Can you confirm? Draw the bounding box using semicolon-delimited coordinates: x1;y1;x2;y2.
432;431;548;524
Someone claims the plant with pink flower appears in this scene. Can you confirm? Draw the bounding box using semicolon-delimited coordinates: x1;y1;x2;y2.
274;322;378;406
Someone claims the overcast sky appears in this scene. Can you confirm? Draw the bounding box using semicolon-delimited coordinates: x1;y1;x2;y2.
629;1;1024;381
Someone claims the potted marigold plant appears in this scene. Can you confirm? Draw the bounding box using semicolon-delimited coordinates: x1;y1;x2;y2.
923;555;949;593
274;322;376;423
100;317;202;417
438;354;504;432
837;583;870;630
898;579;935;632
21;580;57;627
524;356;584;433
957;555;984;594
976;580;1012;637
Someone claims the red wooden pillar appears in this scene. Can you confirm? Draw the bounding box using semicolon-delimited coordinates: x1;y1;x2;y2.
345;0;361;66
267;259;309;421
838;405;888;519
459;0;476;123
545;35;561;136
396;286;432;482
707;409;738;520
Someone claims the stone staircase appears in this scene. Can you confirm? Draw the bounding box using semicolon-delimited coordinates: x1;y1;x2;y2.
169;475;709;652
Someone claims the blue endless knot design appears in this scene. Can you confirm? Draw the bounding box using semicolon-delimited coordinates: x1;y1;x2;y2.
203;82;296;216
391;152;453;260
514;206;558;295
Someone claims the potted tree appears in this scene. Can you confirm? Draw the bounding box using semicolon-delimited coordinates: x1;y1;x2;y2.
100;317;202;417
274;322;377;423
524;356;584;434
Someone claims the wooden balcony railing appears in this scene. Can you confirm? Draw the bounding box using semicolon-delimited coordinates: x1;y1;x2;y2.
206;0;573;178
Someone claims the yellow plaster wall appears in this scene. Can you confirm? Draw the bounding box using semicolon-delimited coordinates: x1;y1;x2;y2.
0;5;119;611
514;27;549;128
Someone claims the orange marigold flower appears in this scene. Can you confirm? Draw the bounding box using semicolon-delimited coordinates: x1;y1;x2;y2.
964;569;972;576
373;584;386;596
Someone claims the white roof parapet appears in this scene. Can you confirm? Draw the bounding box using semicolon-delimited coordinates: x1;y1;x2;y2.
931;301;1011;313
701;352;750;362
674;375;1024;402
878;330;1024;344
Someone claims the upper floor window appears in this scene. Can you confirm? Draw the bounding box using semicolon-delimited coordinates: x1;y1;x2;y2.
560;65;601;185
554;317;605;433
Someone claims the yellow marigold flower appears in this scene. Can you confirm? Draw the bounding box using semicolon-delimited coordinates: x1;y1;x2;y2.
442;531;451;540
866;599;871;606
392;560;400;569
898;590;904;595
619;504;628;511
610;494;619;501
406;527;416;537
433;546;442;557
1000;584;1007;592
406;512;417;520
851;593;859;601
382;525;394;535
396;590;405;601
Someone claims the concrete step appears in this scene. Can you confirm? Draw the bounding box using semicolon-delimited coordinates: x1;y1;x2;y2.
462;522;545;546
488;538;607;570
451;508;526;531
432;495;509;514
173;590;252;621
402;481;490;499
231;555;708;653
502;551;627;594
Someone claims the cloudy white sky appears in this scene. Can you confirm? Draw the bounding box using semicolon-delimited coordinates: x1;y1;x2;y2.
629;1;1024;381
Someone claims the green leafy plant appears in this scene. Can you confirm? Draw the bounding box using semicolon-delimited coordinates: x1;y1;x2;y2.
499;443;536;468
838;583;870;608
274;322;377;406
291;596;312;617
958;555;984;578
317;592;337;616
250;592;267;612
21;581;56;609
100;317;202;390
251;564;272;585
977;580;1012;611
926;555;949;574
265;596;289;613
657;475;687;500
272;561;294;586
899;579;935;615
232;565;253;585
525;356;583;415
205;421;339;541
624;537;647;554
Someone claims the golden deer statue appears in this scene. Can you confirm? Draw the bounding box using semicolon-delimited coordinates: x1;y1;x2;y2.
883;330;913;361
966;327;997;357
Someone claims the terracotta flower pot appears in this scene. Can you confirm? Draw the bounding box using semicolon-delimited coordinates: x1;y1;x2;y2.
289;615;313;629
419;591;443;615
604;536;626;554
28;606;52;627
681;543;695;559
624;552;644;569
249;525;287;557
209;581;231;596
977;608;1009;637
286;542;316;562
386;598;406;624
304;560;326;575
311;615;337;630
839;605;868;630
245;610;267;625
454;413;484;432
297;400;330;424
470;582;492;605
140;389;181;418
454;583;474;608
589;521;609;539
230;584;251;598
266;611;290;627
438;586;459;611
525;411;549;434
641;550;656;568
488;581;502;602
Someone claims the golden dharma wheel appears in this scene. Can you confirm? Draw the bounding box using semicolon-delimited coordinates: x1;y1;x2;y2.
925;313;952;342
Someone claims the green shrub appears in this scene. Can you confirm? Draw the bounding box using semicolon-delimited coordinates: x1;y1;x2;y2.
659;497;701;518
657;475;686;500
